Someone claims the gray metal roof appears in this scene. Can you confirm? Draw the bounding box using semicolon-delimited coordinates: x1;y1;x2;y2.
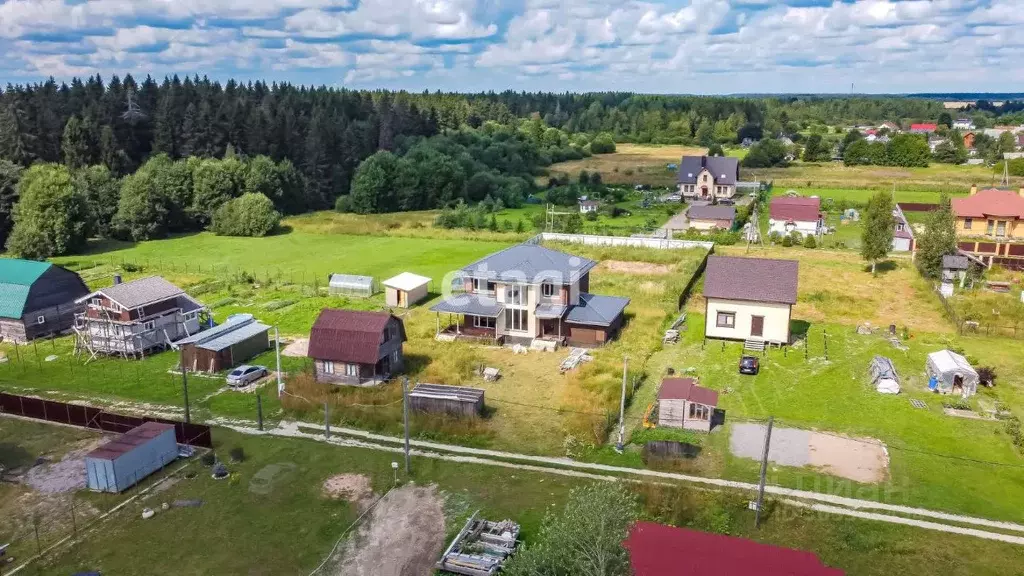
329;274;374;288
687;205;736;221
430;295;504;317
410;383;484;403
80;276;188;309
565;293;630;327
461;244;597;284
942;255;970;270
535;304;568;319
174;315;270;352
677;156;739;185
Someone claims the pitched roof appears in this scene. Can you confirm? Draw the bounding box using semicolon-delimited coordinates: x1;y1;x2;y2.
942;255;970;270
769;196;821;223
307;309;404;364
687;205;736;222
910;123;937;132
462;244;597;284
625;522;845;576
382;272;430;292
658;378;719;406
677;156;740;185
174;314;270;352
703;256;799;305
0;259;53;318
86;422;176;460
951;189;1024;219
430;295;504;317
565;293;630;327
80;276;186;309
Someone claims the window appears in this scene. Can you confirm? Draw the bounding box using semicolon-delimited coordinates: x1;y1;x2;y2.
716;312;736;328
987;220;995;235
473;316;496;329
964;218;973;230
323;361;335;374
90;297;103;307
689;402;710;421
997;221;1007;237
382;325;392;343
391;350;400;365
506;285;524;306
541;282;556;298
896;222;905;232
344;363;359;377
505;309;528;332
143;321;155;331
702;174;709;182
36;315;45;325
472;278;495;293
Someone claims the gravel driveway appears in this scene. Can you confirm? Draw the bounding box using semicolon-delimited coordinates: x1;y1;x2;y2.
730;423;810;467
730;423;888;483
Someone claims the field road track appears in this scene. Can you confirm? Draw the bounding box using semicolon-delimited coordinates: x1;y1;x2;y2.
213;418;1024;545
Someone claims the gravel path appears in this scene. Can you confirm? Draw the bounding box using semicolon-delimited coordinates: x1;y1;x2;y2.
730;423;810;467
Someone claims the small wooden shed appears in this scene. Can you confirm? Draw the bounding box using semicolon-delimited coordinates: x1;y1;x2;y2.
409;383;485;417
657;377;719;433
383;272;430;308
175;313;271;373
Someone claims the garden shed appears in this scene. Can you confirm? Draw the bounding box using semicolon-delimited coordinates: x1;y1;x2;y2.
174;313;271;373
409;383;485;416
85;422;178;493
328;274;376;298
926;350;979;397
382;272;430;308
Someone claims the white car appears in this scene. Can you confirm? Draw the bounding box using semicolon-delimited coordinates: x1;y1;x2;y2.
226;365;268;387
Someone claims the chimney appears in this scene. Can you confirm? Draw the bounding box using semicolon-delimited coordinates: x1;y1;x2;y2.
1019;186;1024;199
969;184;977;196
113;274;122;285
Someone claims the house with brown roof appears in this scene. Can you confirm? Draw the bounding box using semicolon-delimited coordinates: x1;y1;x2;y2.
952;185;1024;269
703;256;799;345
686;205;736;231
657;377;719;433
307;309;405;386
768;196;823;237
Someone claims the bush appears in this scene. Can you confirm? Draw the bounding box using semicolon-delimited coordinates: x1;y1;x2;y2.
590;133;617;154
803;234;817;248
229;447;245;463
211;193;280;237
584;210;599;222
977;366;997;387
200;452;216;467
781;235;793;247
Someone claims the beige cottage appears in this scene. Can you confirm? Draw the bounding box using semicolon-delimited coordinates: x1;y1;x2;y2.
702;256;799;345
383;272;430;308
657;378;719;433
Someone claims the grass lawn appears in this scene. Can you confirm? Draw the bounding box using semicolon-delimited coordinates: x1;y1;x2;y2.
495;194;681;236
4;419;1022;576
784;186;966;205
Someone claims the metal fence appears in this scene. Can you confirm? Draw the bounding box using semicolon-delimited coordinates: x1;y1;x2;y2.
0;392;213;447
935;289;1024;339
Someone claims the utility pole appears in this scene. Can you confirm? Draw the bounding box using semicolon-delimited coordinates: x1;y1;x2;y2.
180;347;190;423
615;356;628;453
755;416;774;528
402;377;411;474
274;326;283;398
256;394;264;431
324;402;330;439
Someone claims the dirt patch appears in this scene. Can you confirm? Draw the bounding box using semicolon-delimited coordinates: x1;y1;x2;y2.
282;338;309;357
323;474;374;508
22;437;109;494
333;484;445;576
600;260;673;275
808;432;888;484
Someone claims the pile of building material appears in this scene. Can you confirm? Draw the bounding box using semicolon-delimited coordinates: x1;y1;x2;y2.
482;367;501;381
868;355;900;394
559;347;593;372
662;330;680;344
437;512;520;576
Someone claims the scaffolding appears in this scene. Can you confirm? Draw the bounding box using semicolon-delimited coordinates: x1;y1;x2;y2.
73;305;207;362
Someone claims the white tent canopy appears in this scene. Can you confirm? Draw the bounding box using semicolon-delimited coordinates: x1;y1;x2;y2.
926;350;979;397
382;272;430;292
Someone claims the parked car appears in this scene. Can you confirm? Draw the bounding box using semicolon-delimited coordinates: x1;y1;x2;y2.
226;364;268;387
716;198;735;206
739;356;760;375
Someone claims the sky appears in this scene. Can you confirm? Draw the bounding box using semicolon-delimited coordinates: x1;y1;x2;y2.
1;0;1022;93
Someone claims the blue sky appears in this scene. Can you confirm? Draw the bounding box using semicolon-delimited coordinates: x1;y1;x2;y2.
1;0;1022;93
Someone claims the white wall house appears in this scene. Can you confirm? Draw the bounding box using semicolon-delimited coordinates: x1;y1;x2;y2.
702;256;799;345
768;196;823;237
677;156;740;200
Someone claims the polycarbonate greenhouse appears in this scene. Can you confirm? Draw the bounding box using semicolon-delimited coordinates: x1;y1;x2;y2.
328;274;376;297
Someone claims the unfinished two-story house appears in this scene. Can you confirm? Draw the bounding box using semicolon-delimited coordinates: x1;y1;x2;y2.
73;276;206;359
430;244;630;348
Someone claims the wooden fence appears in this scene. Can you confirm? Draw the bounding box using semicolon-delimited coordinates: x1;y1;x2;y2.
0;392;213;447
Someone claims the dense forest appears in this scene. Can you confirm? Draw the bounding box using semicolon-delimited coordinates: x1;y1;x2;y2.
1;74;1023;258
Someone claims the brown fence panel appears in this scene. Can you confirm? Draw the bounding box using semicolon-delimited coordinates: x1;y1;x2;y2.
0;392;213;448
897;202;939;212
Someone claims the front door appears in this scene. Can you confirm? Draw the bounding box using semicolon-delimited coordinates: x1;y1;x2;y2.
751;315;764;338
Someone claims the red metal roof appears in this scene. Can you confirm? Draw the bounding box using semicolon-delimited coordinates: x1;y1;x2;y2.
952;189;1024;219
86;421;176;461
625;522;845;576
307;309;405;364
657;378;719;406
769;196;821;223
910;123;937;131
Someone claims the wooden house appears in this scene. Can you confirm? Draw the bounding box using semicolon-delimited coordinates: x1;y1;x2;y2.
74;276;205;359
0;259;89;342
703;256;799;346
409;383;485;416
383;272;430;308
307;309;405;386
174;313;271;372
657;377;719;433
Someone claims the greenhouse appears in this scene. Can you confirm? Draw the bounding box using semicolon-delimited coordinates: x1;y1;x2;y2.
328;273;376;298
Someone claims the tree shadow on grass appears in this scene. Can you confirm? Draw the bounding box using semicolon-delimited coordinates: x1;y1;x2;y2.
790;320;812;341
862;260;898;275
0;442;35;470
402;353;433;376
